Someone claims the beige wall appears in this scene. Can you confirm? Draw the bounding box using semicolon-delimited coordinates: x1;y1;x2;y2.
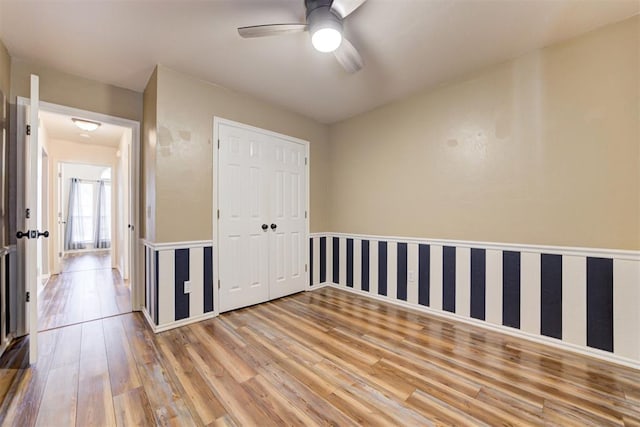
10;59;142;122
0;39;11;248
328;16;639;250
152;65;330;243
0;39;10;100
142;68;157;241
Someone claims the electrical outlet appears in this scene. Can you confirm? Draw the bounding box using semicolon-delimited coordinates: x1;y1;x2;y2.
408;271;415;282
184;281;191;294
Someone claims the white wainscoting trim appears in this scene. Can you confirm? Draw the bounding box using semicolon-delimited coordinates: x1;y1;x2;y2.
315;282;640;370
142;239;214;250
0;333;14;360
309;233;640;261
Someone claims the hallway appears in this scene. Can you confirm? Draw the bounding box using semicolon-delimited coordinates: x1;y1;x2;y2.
38;253;131;331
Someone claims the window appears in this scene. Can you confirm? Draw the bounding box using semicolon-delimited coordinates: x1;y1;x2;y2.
64;170;112;251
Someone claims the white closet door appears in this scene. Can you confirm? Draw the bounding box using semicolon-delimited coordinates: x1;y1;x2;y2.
218;124;270;312
268;136;307;300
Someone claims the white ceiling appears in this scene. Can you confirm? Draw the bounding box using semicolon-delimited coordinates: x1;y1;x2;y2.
1;0;638;123
40;110;126;148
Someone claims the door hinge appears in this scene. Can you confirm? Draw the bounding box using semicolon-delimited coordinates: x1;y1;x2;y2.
58;252;62;258
26;125;31;136
58;172;62;178
26;292;30;302
305;211;307;219
305;264;308;273
218;139;220;149
218;279;220;289
305;157;308;165
217;209;220;219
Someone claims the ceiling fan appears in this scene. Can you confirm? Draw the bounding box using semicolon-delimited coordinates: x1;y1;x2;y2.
238;0;367;73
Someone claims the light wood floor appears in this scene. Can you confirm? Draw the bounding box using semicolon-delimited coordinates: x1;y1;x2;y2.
38;253;130;331
61;252;113;273
1;287;639;426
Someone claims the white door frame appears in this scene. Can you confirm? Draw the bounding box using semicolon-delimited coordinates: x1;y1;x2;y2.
37;146;50;291
213;117;310;313
16;98;142;324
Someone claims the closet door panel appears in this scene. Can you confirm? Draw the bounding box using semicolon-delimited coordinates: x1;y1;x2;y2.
218;124;270;312
269;138;307;300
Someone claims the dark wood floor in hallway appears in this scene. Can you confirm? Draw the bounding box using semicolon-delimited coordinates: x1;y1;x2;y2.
38;253;130;331
0;286;639;426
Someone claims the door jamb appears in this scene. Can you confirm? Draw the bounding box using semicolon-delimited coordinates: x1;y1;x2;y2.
16;98;142;318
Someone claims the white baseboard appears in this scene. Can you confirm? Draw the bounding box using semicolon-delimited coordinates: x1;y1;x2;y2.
142;309;218;333
141;308;156;332
316;283;640;371
0;334;14;359
306;283;332;291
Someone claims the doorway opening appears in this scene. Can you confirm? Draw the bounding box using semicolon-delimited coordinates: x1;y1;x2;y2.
16;96;140;338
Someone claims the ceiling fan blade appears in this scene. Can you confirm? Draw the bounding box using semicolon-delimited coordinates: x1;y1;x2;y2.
330;0;367;18
238;24;307;38
334;37;363;73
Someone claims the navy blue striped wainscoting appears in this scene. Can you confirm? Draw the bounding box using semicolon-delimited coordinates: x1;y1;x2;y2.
397;243;407;301
470;248;486;321
0;252;5;342
540;254;562;339
143;242;215;331
442;246;456;313
418;244;430;306
0;247;14;350
502;251;521;329
378;241;387;297
308;234;640;366
346;239;354;288
3;251;9;338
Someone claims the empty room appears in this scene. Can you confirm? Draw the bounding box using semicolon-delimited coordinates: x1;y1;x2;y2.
0;0;638;425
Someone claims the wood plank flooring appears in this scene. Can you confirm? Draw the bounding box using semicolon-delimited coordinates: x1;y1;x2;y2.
61;252;112;273
1;286;639;426
38;253;130;331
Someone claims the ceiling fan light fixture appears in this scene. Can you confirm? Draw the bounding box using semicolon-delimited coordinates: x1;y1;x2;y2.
236;0;365;72
312;27;342;52
308;6;343;53
71;118;101;132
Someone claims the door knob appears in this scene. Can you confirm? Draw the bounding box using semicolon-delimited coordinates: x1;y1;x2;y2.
16;230;48;239
270;223;277;230
261;224;268;231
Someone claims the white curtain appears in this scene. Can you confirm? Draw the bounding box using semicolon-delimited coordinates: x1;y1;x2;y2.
94;180;111;249
64;178;86;250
